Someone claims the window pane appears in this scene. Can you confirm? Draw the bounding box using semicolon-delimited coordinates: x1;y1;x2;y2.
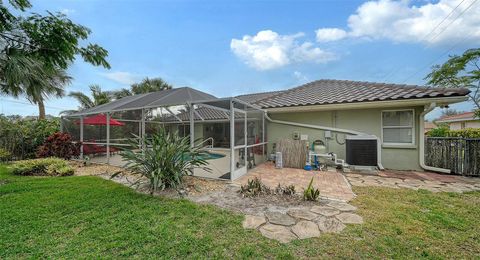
383;128;413;143
382;111;413;126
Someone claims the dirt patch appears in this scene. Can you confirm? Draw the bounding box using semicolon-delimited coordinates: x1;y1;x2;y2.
189;185;325;216
70;161;125;176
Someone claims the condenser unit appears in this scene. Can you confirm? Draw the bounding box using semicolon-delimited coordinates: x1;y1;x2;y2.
346;135;378;166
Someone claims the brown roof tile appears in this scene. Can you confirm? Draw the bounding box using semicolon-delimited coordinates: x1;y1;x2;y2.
242;79;469;109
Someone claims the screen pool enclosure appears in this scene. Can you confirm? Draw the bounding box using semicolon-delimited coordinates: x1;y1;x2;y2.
61;87;267;181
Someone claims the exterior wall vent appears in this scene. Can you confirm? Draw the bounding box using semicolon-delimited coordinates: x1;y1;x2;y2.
346;135;377;166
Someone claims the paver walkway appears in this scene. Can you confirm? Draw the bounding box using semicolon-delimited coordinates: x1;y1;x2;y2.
235;163;355;201
347;171;480;192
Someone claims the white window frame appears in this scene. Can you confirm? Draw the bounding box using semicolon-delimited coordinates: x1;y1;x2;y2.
381;109;415;147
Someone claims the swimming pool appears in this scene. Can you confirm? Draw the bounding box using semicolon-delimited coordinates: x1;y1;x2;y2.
189;151;226;161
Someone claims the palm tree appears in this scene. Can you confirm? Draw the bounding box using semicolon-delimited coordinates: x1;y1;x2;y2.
113;77;172;99
62;84;112;114
0;49;71;119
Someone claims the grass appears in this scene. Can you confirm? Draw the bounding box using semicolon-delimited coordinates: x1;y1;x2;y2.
1;165;479;259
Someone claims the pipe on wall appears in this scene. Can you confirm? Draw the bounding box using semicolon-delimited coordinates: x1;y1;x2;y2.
419;103;451;174
264;113;385;170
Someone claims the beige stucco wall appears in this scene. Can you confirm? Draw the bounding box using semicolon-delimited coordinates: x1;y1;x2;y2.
449;121;480;130
266;106;425;171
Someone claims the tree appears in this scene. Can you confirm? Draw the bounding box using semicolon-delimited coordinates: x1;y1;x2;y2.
426;48;480;118
0;0;110;119
62;85;113;114
113;77;172;99
441;108;462;117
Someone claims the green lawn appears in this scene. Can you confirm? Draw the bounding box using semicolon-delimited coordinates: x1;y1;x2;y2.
1;165;479;259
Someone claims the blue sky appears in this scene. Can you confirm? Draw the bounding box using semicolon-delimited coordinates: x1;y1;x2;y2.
1;0;478;120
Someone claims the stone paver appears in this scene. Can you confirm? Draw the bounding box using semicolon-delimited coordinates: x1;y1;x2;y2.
346;170;480;193
316;215;346;233
245;200;363;242
326;201;357;211
259;224;297;243
265;211;296;226
243;215;266;229
291;220;321;239
336;213;364;224
234;163;356;201
310;205;340;217
287;209;318;220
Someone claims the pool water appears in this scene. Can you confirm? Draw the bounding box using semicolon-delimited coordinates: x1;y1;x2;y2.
188;151;225;161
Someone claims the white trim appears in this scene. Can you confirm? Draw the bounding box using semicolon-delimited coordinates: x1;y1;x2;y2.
381;109;415;147
266;96;468;113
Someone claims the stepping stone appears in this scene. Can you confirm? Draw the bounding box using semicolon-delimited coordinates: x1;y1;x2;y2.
326;201;357;212
242;215;266;229
310;206;340;217
259;224;297;243
265;211;296;226
397;184;419;190
291;220;321;239
316;215;346;233
287;209;318;221
336;213;364;224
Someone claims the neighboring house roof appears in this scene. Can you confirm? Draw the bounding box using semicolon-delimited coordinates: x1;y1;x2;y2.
242;79;469;109
236;90;283;104
436;111;478;123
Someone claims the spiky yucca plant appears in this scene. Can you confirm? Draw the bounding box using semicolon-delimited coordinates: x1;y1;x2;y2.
120;128;209;194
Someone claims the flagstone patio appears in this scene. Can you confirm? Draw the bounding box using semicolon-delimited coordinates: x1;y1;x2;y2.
234;163;356;202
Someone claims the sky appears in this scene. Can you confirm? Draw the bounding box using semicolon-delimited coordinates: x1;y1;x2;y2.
1;0;479;120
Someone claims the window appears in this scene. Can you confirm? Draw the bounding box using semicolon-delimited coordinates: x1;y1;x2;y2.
382;110;415;145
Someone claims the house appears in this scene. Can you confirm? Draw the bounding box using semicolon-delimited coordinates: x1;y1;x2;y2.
64;79;469;180
424;121;436;133
435;111;480;130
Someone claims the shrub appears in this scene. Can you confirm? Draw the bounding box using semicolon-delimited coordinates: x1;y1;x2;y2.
427;126;449;137
10;158;74;176
0;115;60;160
119;128;209;194
427;127;480;138
36;132;80;159
0;148;11;162
275;183;296;196
303;177;320;201
240;177;272;197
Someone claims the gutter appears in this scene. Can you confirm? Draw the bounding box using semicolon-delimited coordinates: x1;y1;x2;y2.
419;102;451;174
264;113;385;170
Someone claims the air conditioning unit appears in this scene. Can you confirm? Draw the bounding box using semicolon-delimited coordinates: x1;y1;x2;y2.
346;135;377;166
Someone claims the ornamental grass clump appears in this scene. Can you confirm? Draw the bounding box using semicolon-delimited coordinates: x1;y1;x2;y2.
119;128;209;194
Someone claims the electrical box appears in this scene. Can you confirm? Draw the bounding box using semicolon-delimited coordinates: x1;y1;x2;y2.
324;131;332;139
300;134;308;141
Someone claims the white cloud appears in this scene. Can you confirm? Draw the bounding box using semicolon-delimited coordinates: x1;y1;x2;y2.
60;8;75;15
293;71;308;82
101;71;139;85
230;30;336;70
316;0;480;45
316;28;348;42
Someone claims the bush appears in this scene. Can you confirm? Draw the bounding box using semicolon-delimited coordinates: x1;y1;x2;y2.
0;148;12;162
303;177;320;201
36;132;80;159
0;115;60;160
240;177;271;197
427;127;480;138
10;158;74;176
120;128;209;194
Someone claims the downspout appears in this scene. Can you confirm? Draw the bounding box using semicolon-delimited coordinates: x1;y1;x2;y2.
264;113;385;170
419;103;451;173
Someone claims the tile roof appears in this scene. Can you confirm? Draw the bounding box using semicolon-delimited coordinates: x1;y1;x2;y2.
436;111;477;122
240;79;469;109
